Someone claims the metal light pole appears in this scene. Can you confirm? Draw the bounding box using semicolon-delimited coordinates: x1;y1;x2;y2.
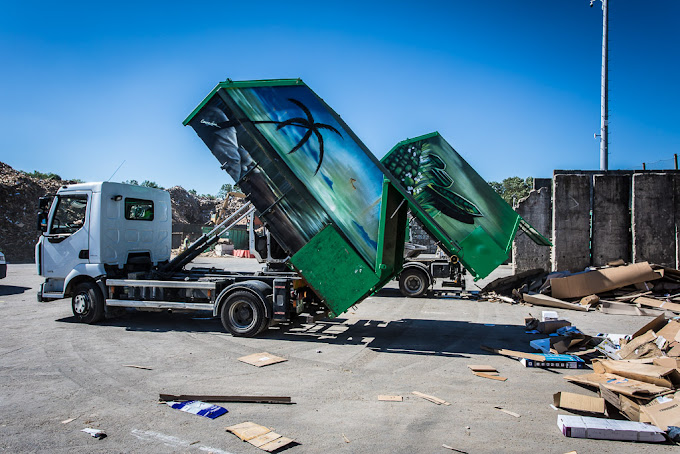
591;0;609;171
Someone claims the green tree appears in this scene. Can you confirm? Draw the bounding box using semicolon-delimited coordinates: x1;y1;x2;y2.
25;170;62;180
140;180;163;189
188;189;197;196
488;176;534;206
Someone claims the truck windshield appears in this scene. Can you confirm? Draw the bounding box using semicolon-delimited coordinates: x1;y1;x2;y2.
50;195;88;234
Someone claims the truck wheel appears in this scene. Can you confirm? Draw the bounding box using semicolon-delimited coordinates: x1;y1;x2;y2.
221;291;268;337
72;282;105;323
399;268;429;297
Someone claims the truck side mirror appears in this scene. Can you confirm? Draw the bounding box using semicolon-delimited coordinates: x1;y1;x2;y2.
37;211;48;232
39;196;52;210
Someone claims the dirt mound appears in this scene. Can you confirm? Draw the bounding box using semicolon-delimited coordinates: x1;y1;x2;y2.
0;161;226;263
0;162;73;263
167;186;219;225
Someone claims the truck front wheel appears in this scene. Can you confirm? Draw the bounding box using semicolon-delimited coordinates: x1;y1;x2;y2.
399;268;429;297
72;282;105;323
221;291;268;337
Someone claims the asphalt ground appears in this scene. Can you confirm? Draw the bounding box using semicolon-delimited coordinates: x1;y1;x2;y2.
0;258;676;453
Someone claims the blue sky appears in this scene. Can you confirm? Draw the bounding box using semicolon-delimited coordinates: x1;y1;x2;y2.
1;0;678;195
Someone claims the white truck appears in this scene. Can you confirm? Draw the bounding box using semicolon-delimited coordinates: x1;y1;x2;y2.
35;181;318;337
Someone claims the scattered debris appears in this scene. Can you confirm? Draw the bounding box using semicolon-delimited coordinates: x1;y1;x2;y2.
226;422;296;452
81;428;106;439
61;418;75;424
159;394;293;404
521;354;586;369
238;352;287;367
342;433;350;443
166;400;227;419
494;406;520;418
412;391;451;406
378;395;403;402
557;414;665;442
123;364;152;370
442;444;469;453
467;365;507;381
480;345;544;361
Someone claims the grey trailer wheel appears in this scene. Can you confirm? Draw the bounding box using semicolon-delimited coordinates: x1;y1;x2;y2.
399;268;429;297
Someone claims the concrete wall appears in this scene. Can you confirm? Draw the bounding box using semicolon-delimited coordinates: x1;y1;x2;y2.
632;173;675;267
551;174;591;272
513;187;551;273
592;174;631;266
513;171;680;274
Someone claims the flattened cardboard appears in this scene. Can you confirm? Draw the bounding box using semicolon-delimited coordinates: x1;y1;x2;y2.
480;345;545;361
598;300;665;316
636;296;680;313
593;359;680;389
631;314;666;338
523;294;589;311
226;422;296;452
412;391;450;405
557;414;665;442
619;330;657;359
642;400;680;431
551;262;662;300
553;392;606;415
473;372;508;381
656;320;680;342
563;372;671;398
226;422;271;441
467;365;498;373
260;436;294;452
238;352;287;367
378;395;403;401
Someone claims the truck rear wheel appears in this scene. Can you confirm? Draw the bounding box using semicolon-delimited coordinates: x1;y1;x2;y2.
221;291;268;337
72;282;105;323
399;268;429;297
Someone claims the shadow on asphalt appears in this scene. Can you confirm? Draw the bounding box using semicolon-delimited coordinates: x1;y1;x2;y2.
264;318;530;357
0;285;31;296
56;309;533;358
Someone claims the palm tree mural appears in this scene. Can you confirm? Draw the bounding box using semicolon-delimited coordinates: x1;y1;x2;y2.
216;98;342;175
274;98;342;175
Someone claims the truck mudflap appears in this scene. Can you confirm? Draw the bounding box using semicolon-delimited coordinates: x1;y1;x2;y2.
215;280;273;319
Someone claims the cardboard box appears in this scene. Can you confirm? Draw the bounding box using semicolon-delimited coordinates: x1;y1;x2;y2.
563;372;671;398
551;262;662;300
537;320;571;334
521;354;586;369
553;392;605;415
642;399;680;431
557;414;665;442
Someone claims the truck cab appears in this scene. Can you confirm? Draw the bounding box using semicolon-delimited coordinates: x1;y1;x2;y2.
36;182;171;303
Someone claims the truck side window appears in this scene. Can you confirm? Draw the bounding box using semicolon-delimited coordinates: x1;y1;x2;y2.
50;195;88;234
125;198;154;221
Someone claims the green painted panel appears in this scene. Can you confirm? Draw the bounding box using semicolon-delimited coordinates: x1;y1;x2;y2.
458;226;509;278
382;132;549;280
290;225;380;317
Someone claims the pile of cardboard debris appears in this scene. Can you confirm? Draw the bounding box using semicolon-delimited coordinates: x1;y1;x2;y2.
553;314;680;442
482;261;680;317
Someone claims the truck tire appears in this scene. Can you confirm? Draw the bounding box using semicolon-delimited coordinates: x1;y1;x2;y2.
72;282;105;323
221;291;268;337
399;268;429;297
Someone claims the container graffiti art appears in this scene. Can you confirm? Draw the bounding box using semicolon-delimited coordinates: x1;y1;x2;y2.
187;80;386;267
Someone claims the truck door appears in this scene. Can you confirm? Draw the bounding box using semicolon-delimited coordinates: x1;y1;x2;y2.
41;192;91;281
